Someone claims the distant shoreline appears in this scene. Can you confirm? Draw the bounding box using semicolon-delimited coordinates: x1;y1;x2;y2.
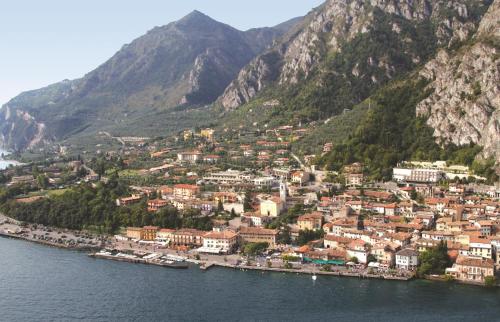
0;148;21;170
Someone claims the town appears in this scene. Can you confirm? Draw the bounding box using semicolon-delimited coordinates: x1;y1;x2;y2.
0;125;499;286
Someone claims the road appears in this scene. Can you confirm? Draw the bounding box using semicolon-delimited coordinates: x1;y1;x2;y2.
291;153;307;170
100;131;125;146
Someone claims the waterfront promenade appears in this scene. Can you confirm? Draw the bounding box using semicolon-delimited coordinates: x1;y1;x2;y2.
1;215;414;281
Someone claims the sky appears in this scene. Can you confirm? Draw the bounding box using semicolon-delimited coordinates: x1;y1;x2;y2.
0;0;324;106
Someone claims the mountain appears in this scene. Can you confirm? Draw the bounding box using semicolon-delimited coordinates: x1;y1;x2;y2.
219;0;491;111
2;0;498;174
0;11;301;151
215;0;498;179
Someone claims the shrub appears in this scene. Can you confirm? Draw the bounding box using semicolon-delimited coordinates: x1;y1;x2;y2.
444;274;454;282
485;276;496;287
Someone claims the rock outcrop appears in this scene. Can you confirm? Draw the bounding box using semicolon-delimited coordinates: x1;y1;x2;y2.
417;0;500;161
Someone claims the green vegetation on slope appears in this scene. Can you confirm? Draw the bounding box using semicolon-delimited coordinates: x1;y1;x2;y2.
313;77;497;182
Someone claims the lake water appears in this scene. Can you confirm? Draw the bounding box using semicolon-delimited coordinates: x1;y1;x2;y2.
1;237;499;322
0;148;18;170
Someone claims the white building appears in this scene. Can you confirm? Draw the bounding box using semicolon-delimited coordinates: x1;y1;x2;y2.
200;230;238;254
253;176;276;187
223;203;245;215
393;167;445;183
346;239;370;264
395;248;419;270
177;151;201;163
260;197;284;217
203;170;252;184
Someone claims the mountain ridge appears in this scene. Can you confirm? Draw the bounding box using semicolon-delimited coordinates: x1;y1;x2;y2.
0;11;300;151
218;0;491;110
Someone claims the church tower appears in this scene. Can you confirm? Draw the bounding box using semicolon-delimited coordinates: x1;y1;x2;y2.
280;179;287;204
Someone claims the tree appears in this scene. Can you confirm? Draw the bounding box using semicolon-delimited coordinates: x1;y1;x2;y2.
243;192;252;211
217;199;224;212
243;242;269;256
367;254;377;263
32;165;39;177
444;274;455;282
417;241;451;276
484;276;496;287
277;225;292;245
95;159;106;179
297;229;324;246
36;175;49;189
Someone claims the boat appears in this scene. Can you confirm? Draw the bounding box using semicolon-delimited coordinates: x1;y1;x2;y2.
312;274;317;281
159;260;189;269
90;251;189;269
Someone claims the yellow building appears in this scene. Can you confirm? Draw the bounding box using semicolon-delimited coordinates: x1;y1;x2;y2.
183;130;193;141
436;217;453;231
126;227;143;240
239;227;278;248
156;229;175;243
142;226;159;241
173;184;200;199
200;128;215;141
297;212;324;231
468;237;492;259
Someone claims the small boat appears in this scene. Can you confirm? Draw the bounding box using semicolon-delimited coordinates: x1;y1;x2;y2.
160;260;189;269
312;274;317;281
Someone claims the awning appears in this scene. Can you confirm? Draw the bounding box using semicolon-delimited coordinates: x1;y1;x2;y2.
197;246;223;254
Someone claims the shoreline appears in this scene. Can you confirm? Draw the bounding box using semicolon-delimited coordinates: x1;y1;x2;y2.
0;231;100;252
1;228;414;282
0;220;496;287
201;261;413;281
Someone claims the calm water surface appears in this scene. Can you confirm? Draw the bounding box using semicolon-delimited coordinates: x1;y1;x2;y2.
0;148;18;170
1;237;499;322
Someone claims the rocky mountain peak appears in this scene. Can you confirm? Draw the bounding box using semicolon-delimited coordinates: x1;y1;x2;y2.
219;0;488;110
175;10;223;30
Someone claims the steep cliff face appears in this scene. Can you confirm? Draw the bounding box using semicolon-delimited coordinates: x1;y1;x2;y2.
219;0;490;110
417;0;500;161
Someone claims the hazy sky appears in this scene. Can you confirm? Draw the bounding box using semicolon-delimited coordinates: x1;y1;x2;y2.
0;0;324;106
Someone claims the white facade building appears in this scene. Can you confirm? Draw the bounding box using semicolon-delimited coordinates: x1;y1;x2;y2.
395;248;419;270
